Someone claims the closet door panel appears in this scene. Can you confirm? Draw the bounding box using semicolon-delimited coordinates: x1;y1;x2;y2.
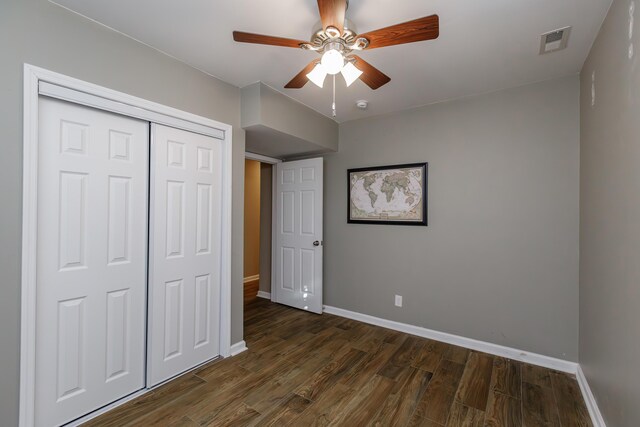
35;97;148;427
148;124;222;386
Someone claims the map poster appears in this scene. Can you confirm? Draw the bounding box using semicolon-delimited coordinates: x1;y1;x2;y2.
348;162;428;226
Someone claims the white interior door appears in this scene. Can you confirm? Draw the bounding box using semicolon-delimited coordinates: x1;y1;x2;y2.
273;158;324;314
148;124;222;386
35;97;148;426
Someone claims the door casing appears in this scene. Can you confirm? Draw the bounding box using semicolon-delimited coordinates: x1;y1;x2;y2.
20;64;233;427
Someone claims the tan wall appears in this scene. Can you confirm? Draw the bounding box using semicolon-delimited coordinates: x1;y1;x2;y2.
244;159;261;278
259;163;273;293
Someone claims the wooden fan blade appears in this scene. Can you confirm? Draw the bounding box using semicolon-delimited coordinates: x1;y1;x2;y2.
359;15;439;49
351;55;391;90
317;0;347;34
233;31;307;48
284;61;319;89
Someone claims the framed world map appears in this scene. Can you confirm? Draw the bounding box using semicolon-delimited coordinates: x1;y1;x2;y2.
348;162;428;226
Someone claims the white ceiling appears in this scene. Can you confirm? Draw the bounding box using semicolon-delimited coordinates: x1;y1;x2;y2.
52;0;612;123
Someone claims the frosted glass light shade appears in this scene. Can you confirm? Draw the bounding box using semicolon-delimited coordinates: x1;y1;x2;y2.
341;62;363;87
321;49;345;75
306;63;327;88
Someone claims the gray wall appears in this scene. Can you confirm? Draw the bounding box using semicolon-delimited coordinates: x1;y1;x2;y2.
324;76;580;360
242;82;339;158
0;1;245;424
241;82;338;153
580;0;640;425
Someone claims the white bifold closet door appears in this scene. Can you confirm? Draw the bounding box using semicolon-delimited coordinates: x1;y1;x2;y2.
147;124;222;386
35;97;148;427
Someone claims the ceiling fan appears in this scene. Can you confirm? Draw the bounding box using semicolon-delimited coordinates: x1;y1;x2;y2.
232;0;439;91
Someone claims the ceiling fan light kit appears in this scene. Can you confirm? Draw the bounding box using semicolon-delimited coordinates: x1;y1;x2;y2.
321;44;345;74
306;63;327;88
341;62;363;87
232;0;439;116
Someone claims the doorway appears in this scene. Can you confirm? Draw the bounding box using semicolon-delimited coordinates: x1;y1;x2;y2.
242;154;325;315
243;154;278;307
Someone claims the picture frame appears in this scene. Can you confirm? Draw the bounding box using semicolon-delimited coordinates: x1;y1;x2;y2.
347;162;428;226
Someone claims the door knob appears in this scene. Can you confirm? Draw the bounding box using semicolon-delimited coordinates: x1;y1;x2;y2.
313;240;321;247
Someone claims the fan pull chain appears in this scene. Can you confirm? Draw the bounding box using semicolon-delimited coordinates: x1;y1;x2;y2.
332;74;337;118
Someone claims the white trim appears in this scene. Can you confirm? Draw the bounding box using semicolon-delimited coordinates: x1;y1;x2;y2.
229;340;248;356
270;165;277;303
576;365;607;426
243;274;260;283
245;151;282;164
219;97;233;359
20;64;234;426
20;64;40;427
30;66;231;139
323;305;578;374
39;82;225;140
256;291;271;300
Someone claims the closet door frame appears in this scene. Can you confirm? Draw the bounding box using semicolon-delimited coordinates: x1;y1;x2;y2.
20;64;233;427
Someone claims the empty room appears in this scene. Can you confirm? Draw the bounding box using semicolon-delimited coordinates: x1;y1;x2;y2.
1;0;638;426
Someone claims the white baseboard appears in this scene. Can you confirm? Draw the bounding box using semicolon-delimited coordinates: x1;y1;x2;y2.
323;305;578;374
256;291;271;300
576;365;606;426
243;274;259;283
229;340;248;356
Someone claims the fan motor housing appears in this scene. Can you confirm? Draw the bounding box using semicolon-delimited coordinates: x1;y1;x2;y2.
310;19;359;46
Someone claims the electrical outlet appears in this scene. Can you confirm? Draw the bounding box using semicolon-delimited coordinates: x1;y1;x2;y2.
395;295;403;307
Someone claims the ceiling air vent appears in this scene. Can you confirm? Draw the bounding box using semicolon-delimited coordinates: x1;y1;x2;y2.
539;26;571;54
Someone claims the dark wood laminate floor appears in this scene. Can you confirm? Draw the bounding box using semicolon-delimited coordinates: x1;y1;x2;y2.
85;299;592;426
